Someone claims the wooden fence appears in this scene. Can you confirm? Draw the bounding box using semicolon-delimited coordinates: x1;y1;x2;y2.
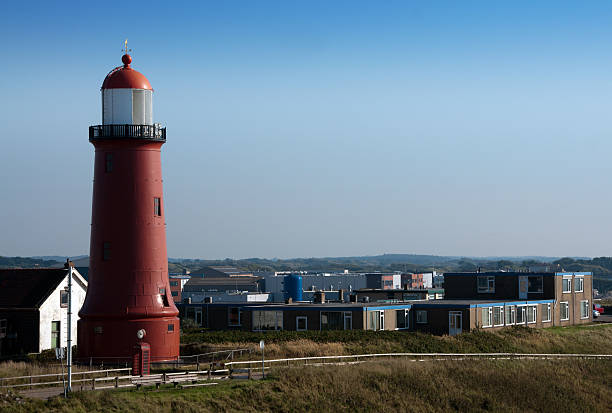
226;352;612;378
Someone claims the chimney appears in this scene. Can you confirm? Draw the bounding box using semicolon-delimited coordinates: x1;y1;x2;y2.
314;291;326;304
338;289;344;303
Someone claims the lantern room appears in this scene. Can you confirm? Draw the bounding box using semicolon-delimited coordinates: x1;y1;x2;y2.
101;54;153;125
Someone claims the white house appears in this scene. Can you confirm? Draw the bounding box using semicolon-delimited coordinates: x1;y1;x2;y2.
0;267;87;355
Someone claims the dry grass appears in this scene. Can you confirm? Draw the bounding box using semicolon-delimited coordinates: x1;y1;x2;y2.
183;324;612;359
3;358;611;412
0;361;89;379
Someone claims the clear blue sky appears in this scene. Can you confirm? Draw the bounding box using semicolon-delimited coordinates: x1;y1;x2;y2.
1;1;612;259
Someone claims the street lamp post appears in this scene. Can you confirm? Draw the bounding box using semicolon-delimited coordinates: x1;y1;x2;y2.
65;259;73;393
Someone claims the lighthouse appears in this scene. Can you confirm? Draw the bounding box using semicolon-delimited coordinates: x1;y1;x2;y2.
77;50;180;362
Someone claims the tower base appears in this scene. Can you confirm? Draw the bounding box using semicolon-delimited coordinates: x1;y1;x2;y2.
77;317;180;363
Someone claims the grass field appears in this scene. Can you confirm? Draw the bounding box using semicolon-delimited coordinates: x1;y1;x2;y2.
1;324;611;412
182;323;612;359
2;357;611;412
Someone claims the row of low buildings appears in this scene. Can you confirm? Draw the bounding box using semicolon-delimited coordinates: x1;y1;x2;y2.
178;271;593;335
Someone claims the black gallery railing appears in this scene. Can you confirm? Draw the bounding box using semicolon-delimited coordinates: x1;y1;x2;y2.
89;124;166;142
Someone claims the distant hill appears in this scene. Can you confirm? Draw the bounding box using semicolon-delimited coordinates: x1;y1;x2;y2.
6;253;612;294
31;255;88;262
0;256;62;268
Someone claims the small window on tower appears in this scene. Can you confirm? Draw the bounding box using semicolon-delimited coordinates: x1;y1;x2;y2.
103;242;111;261
105;153;113;172
154;197;162;216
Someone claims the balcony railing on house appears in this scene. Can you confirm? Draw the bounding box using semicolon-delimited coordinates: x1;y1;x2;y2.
89;124;166;142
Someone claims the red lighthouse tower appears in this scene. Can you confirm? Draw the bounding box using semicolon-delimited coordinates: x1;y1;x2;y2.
78;52;179;362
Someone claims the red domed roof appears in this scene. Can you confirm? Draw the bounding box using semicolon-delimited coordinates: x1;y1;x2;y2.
101;54;152;90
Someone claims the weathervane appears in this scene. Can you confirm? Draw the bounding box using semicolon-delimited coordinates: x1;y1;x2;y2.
122;39;132;54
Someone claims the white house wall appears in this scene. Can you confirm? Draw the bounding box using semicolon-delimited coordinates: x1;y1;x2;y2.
38;271;87;353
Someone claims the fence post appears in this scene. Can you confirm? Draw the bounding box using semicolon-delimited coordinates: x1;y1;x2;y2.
115;376;119;388
29;376;32;390
91;378;95;390
248;368;251;380
196;355;199;371
208;363;212;380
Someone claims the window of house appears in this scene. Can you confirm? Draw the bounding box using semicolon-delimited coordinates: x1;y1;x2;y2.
170;281;179;287
580;300;589;319
493;307;504;326
167;324;174;332
321;311;344;330
0;319;7;338
542;303;551;322
516;306;526;325
481;307;492;327
171;291;178;297
574;277;584;293
562;277;572;293
528;276;543;293
252;310;283;331
105;153;113;172
560;302;570;321
505;305;515;325
103;242;111;261
60;290;68;308
186;307;203;327
396;309;409;330
344;312;353;330
416;310;427;324
228;307;241;326
367;311;385;331
477;276;495;293
527;305;537;324
296;316;307;331
51;321;60;348
154;197;162;216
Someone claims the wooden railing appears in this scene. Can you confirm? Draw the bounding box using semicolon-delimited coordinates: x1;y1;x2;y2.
0;368;132;389
226;352;612;378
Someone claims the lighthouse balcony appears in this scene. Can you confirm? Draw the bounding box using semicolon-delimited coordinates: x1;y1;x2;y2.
89;124;166;142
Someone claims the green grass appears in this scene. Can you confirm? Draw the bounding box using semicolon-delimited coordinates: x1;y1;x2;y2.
4;358;612;412
182;324;612;358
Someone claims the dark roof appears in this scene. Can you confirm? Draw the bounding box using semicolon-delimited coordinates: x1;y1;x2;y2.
444;271;556;277
186;276;261;286
0;268;68;308
191;266;253;278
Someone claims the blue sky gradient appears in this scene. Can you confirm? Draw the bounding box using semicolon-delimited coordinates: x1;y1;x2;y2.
1;1;612;258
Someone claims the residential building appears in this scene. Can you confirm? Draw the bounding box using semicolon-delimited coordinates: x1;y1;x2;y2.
178;271;592;336
0;268;87;355
169;275;190;303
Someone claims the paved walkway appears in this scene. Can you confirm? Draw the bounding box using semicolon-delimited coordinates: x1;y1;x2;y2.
20;386;67;400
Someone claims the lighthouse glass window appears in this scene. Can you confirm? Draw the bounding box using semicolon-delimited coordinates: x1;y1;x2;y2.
154;197;162;216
